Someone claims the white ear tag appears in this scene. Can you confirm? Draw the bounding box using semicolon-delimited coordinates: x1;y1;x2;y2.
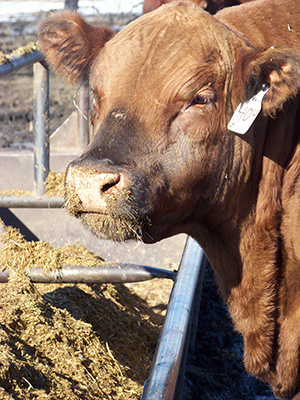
228;84;270;134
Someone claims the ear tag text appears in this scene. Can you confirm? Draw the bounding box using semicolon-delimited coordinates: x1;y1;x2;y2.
228;84;270;134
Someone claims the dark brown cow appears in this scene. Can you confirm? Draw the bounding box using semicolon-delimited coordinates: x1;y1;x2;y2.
38;1;300;398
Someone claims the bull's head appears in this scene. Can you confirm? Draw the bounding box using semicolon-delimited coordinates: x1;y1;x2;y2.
39;3;300;245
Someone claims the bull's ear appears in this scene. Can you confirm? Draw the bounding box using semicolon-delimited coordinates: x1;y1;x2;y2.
244;47;300;116
38;11;115;85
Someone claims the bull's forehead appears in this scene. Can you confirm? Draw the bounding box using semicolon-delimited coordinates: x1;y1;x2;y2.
91;2;234;117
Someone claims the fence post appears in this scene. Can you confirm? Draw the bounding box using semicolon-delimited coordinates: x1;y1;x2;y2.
33;61;50;197
76;85;90;151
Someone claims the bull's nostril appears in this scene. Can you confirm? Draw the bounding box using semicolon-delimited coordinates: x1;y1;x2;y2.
101;182;115;193
100;174;121;193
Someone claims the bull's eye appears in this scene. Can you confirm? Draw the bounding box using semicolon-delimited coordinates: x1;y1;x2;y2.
193;96;209;105
187;89;216;112
184;89;216;114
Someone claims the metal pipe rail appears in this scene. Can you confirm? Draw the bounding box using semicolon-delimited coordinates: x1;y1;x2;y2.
0;49;89;207
0;194;64;208
0;233;205;399
0;50;43;78
142;236;205;400
0;263;176;284
33;61;50;196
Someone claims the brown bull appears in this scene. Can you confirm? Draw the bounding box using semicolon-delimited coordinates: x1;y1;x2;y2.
38;0;300;398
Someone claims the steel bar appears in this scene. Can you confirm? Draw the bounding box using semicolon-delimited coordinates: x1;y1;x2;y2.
76;85;90;150
0;264;176;284
33;61;50;197
0;51;43;79
0;194;64;208
173;254;207;399
141;236;204;400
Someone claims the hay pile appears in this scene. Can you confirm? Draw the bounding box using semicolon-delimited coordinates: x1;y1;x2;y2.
0;222;167;399
44;170;65;198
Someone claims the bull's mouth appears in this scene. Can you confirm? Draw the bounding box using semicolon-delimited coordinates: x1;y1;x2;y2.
78;212;145;242
65;200;153;242
64;173;153;242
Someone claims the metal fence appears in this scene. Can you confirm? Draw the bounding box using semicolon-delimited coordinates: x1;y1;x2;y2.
0;50;88;207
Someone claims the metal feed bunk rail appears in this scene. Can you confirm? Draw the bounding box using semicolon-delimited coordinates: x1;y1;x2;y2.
0;49;206;399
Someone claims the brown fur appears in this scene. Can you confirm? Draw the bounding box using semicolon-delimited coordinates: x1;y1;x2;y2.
38;1;300;398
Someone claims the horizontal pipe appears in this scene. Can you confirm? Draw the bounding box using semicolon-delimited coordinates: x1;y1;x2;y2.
0;51;44;78
0;194;64;208
0;264;176;284
141;236;204;400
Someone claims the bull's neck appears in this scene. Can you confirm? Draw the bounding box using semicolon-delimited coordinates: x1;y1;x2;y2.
191;98;300;300
188;133;261;299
